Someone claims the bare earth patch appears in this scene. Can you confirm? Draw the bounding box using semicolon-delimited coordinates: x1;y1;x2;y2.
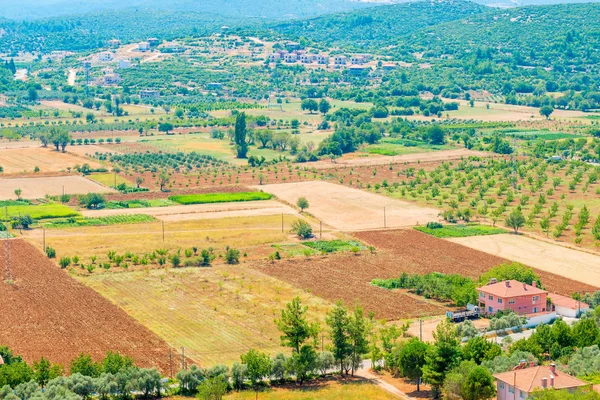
0;175;114;200
0;239;173;371
309;149;489;169
448;234;600;288
81;200;300;222
0;147;102;174
255;181;440;230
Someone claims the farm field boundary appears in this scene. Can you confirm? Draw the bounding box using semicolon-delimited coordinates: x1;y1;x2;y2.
0;147;103;174
448;234;600;288
255;181;440;231
0;176;114;200
0;239;173;371
308;148;490;169
354;229;598;296
80;200;299;222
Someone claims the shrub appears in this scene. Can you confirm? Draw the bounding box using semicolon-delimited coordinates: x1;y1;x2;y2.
46;246;56;258
426;221;443;229
225;248;240;265
59;257;71;269
291;219;312;239
170;254;181;268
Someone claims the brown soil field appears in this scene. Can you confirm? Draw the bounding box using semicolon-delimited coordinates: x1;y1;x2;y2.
255;230;595;320
0;239;173;370
256;181;440;231
0;147;103;174
0;175;114;200
309;149;490;169
354;230;598;296
81;200;299;222
448;234;600;288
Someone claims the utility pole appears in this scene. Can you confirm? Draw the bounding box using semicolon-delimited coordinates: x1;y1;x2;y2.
169;349;173;378
320;221;322;239
383;206;387;228
181;347;185;371
281;213;284;233
43;228;46;251
162;221;165;242
419;319;423;341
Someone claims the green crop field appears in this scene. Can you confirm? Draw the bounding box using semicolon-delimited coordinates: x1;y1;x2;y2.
169;192;273;205
304;240;365;253
415;224;507;238
43;214;156;228
0;203;79;221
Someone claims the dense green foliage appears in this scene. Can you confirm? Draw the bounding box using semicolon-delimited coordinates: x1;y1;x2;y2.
169;191;272;205
43;214;155;228
303;240;363;253
415;223;506;238
372;272;477;307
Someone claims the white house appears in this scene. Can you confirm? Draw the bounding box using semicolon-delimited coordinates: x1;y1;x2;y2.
98;52;114;62
138;42;151;52
118;59;132;69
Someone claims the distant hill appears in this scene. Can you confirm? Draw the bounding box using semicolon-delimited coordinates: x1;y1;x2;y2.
272;0;488;50
1;0;386;20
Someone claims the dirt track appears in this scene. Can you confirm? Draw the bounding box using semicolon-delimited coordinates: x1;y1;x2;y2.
0;239;173;371
81;200;300;222
448;234;600;288
256;181;440;230
0;175;113;200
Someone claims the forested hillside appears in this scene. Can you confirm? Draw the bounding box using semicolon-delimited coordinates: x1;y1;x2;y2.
0;10;238;54
272;0;487;51
1;0;384;20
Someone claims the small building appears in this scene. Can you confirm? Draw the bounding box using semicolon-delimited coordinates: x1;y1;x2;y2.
108;39;121;47
300;54;315;64
206;82;223;90
138;42;151;52
316;54;330;65
284;53;298;63
550;293;589;318
118;59;132;69
269;52;281;62
348;65;370;76
477;279;548;316
103;72;122;85
285;42;301;51
162;42;185;53
494;364;588;400
333;55;347;66
147;38;160;47
382;63;397;72
140;89;160;100
0;355;4;365
98;52;114;62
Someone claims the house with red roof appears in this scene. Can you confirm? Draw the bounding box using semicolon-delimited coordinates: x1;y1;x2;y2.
549;293;589;318
477;279;548;316
494;363;589;399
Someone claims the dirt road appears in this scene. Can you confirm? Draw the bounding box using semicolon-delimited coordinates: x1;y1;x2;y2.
81;200;300;222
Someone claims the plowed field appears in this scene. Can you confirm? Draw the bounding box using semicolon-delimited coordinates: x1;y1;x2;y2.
254;230;596;320
353;230;598;296
0;239;173;371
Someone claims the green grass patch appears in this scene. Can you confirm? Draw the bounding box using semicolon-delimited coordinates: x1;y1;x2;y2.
169;192;272;205
88;173;134;187
271;243;318;257
106;198;177;209
0;204;79;221
43;214;156;228
415;223;506;238
303;240;364;254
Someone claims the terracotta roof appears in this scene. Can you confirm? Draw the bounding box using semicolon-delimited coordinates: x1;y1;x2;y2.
494;366;588;393
0;355;3;365
477;280;547;298
550;293;589;310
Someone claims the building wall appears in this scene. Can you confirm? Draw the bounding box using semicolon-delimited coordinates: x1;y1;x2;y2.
479;291;547;315
497;381;528;400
